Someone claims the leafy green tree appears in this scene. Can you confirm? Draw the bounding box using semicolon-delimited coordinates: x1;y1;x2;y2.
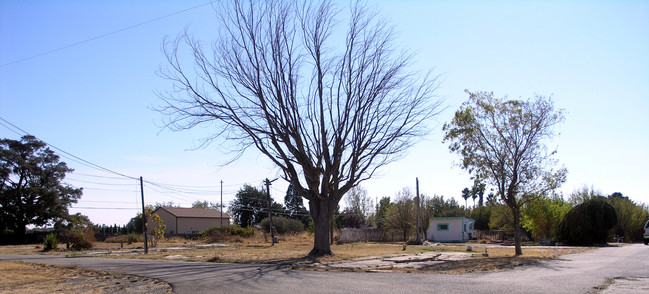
521;195;572;241
157;0;442;256
260;216;305;234
153;201;178;209
335;212;363;229
127;212;145;234
429;195;464;217
607;192;649;242
419;195;437;240
192;200;220;209
568;185;602;205
557;197;617;245
148;211;166;247
383;188;416;241
374;197;392;229
61;212;97;250
489;204;514;230
443;91;567;255
0;136;82;243
229;184;282;227
470;206;492;230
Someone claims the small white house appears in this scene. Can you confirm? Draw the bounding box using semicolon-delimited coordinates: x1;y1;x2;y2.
427;217;475;242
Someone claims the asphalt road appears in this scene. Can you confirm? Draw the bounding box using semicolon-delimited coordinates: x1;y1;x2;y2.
2;244;648;293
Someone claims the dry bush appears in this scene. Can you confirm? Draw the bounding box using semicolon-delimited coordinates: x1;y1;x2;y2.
164;236;190;244
204;231;244;244
67;228;96;250
104;234;142;244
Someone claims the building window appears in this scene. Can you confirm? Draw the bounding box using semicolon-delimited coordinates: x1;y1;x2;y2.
437;223;449;231
464;223;467;232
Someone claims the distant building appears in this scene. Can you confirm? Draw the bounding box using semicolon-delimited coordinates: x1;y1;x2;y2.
149;207;230;235
427;217;475;242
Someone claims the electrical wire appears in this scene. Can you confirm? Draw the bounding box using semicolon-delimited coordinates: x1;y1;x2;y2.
0;117;138;180
0;1;215;68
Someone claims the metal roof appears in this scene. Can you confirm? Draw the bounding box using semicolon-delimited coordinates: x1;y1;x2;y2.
156;207;228;219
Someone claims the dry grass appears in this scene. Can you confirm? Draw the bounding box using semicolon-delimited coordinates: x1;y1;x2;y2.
0;261;172;294
0;233;591;274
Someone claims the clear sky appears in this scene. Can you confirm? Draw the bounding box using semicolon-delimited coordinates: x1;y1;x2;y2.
1;1;648;226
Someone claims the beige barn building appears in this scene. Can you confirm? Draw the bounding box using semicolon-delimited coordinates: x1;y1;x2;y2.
149;207;230;235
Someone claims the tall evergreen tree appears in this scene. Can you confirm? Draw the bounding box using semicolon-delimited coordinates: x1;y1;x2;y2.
284;184;307;219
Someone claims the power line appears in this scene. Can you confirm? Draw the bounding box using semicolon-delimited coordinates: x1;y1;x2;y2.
1;116;281;210
66;177;140;187
0;1;214;68
0;116;138;180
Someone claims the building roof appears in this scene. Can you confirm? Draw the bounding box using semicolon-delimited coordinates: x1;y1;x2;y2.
432;217;474;221
156;207;228;219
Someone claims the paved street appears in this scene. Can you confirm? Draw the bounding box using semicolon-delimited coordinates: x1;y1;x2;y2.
2;244;648;293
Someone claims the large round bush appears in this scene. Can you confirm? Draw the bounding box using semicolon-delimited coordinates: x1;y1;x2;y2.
557;197;617;245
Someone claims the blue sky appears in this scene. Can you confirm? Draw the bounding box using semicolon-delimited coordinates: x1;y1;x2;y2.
1;1;647;226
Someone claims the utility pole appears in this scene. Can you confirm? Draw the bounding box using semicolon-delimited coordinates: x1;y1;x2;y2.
140;176;148;254
265;178;278;245
416;177;420;242
220;180;223;227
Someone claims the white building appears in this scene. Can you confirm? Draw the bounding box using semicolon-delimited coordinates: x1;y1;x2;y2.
427;217;475;242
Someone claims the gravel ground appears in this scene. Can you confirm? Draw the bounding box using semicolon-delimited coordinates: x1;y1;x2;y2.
0;261;173;294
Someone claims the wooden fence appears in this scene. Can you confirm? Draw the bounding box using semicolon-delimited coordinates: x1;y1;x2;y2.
475;230;531;242
339;228;406;243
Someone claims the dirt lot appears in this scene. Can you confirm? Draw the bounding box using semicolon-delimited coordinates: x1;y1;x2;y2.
0;233;592;274
0;260;172;294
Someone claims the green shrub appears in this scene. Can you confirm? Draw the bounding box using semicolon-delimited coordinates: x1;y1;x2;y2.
198;225;254;239
557;197;617;245
43;233;58;251
260;217;305;234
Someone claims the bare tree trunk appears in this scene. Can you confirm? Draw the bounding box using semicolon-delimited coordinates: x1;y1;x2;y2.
14;224;27;244
512;207;523;256
309;199;333;256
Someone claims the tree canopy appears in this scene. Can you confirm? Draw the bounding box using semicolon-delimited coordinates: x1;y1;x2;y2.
192;200;220;209
229;184;282;227
0;135;82;242
343;185;373;224
383;188;416;241
157;0;442;255
443;91;566;255
557;197;617;245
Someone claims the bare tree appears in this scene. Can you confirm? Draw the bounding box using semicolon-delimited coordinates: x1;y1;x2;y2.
344;185;372;223
157;0;441;255
443;91;566;255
